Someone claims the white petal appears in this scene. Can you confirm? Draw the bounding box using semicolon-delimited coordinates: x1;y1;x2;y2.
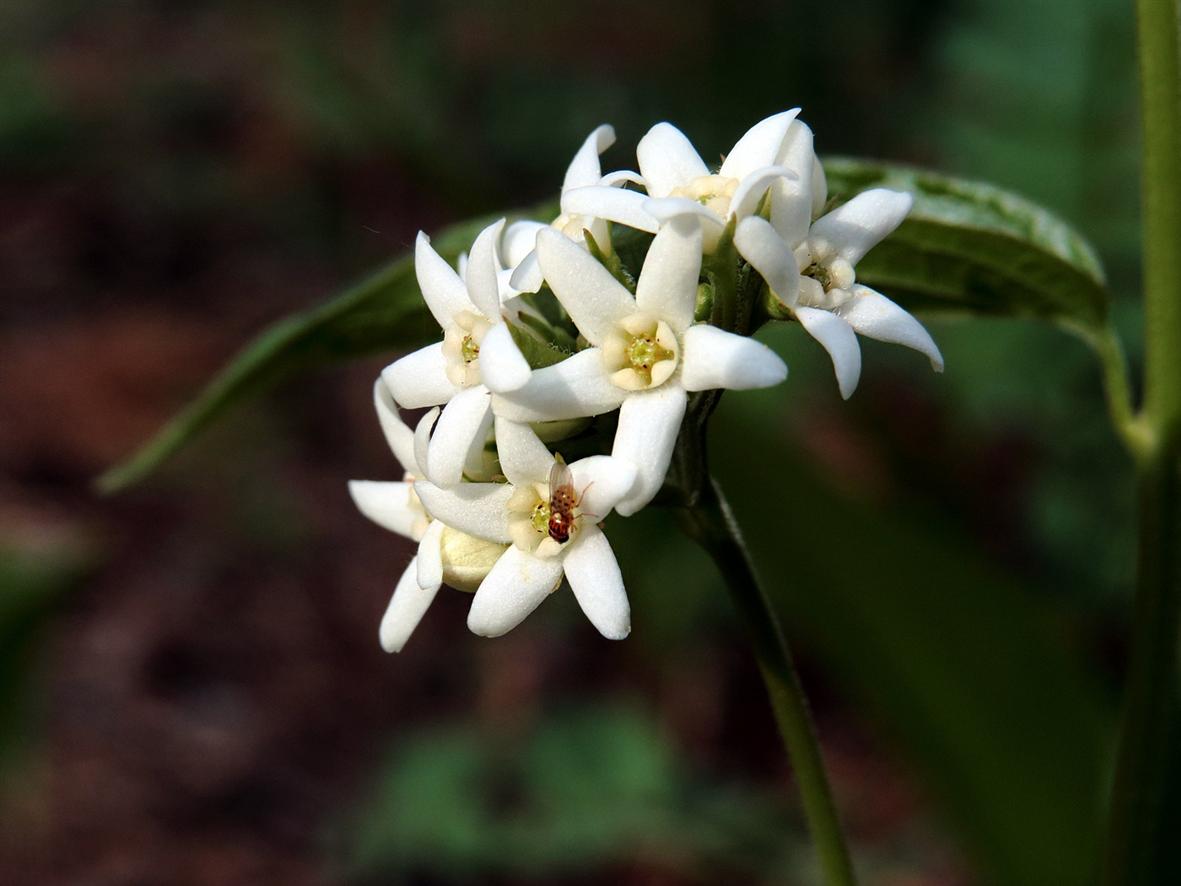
491;348;625;422
426;386;493;487
642;197;727;240
416;231;475;328
560;186;659;233
382;343;459;409
414;408;439;482
734;216;799;305
719;109;801;181
508;249;544;294
479;321;532;393
501;220;547;269
599;169;644;188
348;480;422;540
568;455;638;519
562;124;616;192
416;518;446;589
637;122;709;198
769;120;819;245
838;285;944;371
796;307;862;399
564;527;629;640
681;325;787;392
730;165;797;221
809;188;913;265
465;219;505;320
610;385;688;516
373;379;417;473
379;557;442;652
495;417;555;487
467;546;563;637
535;229;636;345
414;481;515;543
769;178;814;248
778;119;818;179
810;153;828;217
634;213;702;332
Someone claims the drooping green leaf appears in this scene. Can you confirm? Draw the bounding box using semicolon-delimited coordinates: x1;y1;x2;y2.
97;202;558;493
821;158;1110;328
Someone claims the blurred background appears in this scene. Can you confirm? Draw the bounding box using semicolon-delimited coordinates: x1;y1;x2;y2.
0;0;1144;883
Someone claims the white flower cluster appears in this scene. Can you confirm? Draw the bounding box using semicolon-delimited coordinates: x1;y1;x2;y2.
350;110;943;651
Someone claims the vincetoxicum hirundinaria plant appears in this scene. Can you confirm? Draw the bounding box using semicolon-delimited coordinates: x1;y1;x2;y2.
341;110;941;885
100;4;1180;879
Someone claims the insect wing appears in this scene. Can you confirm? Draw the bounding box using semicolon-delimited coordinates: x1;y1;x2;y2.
548;458;574;499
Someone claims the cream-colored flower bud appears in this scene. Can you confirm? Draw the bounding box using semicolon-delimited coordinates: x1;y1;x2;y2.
439;527;509;593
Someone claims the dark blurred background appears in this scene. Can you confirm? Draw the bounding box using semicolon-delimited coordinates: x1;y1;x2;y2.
0;0;1143;883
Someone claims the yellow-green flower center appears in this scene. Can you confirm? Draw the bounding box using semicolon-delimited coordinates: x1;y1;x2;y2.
530;501;551;534
461;334;480;364
603;314;681;391
627;336;656;369
802;262;832;290
670;174;739;219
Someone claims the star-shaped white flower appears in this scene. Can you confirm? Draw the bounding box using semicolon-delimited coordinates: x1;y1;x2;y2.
348;381;506;652
509;124;643;293
562;109;809;252
382;219;534;486
493;215;787;516
414;419;638;639
736;189;944;399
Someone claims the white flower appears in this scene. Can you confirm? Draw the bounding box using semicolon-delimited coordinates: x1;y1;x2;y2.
509;124;643;293
414;419;638;639
382;219;534;486
562;109;810;252
348;381;506;652
492;215;787;516
735;189;944;399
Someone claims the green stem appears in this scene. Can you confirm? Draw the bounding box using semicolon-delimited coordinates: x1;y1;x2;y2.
680;476;858;886
1089;323;1150;457
1105;455;1181;885
1136;0;1181;445
1105;1;1181;880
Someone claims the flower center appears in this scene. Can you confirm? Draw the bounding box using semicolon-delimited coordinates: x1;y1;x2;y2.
461;334;480;364
603;314;680;391
670;174;740;218
508;482;576;559
797;252;856;310
530;500;551;534
627;336;658;369
442;310;492;387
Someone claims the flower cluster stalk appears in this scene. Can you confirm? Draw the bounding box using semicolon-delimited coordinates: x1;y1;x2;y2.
678;462;858;886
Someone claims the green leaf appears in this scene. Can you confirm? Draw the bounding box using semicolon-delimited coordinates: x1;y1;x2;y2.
820;158;1110;329
97;202;558;493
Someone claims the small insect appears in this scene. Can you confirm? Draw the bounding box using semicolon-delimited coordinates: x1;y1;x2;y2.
547;456;591;544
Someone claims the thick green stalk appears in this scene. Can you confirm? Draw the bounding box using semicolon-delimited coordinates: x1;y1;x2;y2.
680;477;858;886
1106;455;1181;884
1137;0;1181;444
1105;1;1181;881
